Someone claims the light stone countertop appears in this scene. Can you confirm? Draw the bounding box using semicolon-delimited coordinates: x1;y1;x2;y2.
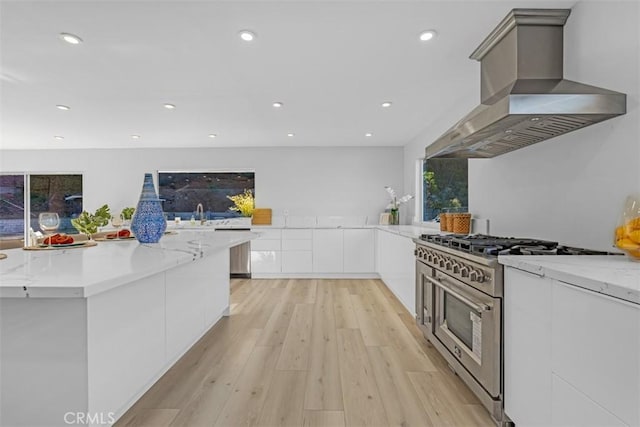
499;255;640;305
0;230;258;299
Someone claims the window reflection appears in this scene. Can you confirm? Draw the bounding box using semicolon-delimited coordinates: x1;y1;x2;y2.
0;175;25;239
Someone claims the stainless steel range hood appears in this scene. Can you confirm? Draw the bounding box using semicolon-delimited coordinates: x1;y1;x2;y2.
425;9;627;159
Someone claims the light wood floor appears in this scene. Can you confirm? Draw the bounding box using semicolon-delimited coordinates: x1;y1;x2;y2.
116;279;494;427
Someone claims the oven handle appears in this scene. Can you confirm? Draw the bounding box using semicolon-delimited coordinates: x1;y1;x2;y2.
425;275;491;313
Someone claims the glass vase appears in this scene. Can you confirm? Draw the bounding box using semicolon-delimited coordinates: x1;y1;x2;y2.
615;193;640;261
131;173;167;243
390;208;399;225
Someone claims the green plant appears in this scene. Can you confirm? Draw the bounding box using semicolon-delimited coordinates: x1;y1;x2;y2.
71;204;111;236
121;207;135;220
227;189;254;217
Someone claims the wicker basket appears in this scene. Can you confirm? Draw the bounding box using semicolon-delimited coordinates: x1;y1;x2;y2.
439;213;450;231
446;213;455;231
251;208;272;225
452;213;472;234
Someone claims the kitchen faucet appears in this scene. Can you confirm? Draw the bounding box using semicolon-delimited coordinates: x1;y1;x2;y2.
195;203;205;225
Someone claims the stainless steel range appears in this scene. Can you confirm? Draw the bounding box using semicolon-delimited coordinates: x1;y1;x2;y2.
414;234;615;425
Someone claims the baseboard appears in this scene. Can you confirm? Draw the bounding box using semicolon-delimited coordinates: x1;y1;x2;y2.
251;273;380;279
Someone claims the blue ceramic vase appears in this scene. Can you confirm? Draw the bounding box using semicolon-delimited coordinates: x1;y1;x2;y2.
131;173;166;243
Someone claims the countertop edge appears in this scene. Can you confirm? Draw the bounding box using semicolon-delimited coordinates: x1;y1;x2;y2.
0;231;259;299
499;255;640;306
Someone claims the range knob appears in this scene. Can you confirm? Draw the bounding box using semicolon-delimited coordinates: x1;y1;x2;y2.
460;266;469;277
469;269;486;283
451;262;461;274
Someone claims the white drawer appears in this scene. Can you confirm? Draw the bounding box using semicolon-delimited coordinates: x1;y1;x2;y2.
282;239;312;251
281;251;312;273
251;239;281;251
251;251;281;273
255;229;282;240
281;229;312;239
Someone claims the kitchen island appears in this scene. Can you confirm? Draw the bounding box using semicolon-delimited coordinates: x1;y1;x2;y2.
0;230;258;427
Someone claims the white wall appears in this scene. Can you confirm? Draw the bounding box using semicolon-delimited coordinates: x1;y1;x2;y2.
0;146;403;223
404;0;640;251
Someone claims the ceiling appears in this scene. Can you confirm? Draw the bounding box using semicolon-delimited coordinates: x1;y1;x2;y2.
0;0;576;150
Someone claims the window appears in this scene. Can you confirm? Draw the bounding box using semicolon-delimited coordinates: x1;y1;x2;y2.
422;158;468;222
0;175;25;239
158;171;255;220
0;174;83;240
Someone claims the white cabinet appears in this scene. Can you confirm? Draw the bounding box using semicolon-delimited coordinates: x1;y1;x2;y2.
282;229;313;273
504;267;553;426
504;266;640;427
251;227;376;276
251;250;282;273
375;229;415;314
551;374;627;427
551;281;639;427
251;229;281;273
344;229;375;273
282;251;313;273
313;229;344;273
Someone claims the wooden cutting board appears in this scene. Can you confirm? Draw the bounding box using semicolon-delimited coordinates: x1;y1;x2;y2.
252;208;272;225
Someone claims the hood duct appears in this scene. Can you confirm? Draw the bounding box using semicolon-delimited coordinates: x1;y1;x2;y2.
425;9;627;159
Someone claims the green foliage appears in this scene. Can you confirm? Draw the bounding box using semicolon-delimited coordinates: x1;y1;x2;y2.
71;204;111;235
121;207;135;220
423;159;468;221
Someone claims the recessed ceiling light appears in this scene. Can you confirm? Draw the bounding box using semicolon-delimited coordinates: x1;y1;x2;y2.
272;102;284;108
131;134;141;139
365;133;373;137
56;105;70;110
531;117;541;121
163;103;176;109
381;101;392;108
505;129;513;134
59;33;83;45
53;135;64;140
208;134;217;138
287;133;295;137
239;30;256;42
419;30;437;41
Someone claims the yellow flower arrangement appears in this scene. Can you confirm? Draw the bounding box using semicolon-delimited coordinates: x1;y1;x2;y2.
227;189;255;217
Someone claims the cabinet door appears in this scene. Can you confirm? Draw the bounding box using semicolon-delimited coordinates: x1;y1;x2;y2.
503;267;553;426
374;229;415;314
312;229;343;273
343;229;375;273
251;251;281;273
552;281;640;427
551;374;626;427
281;251;313;273
252;239;281;251
282;229;312;240
255;229;282;240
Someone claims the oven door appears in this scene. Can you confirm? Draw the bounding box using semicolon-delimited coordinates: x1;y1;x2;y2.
415;260;434;339
429;271;501;397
